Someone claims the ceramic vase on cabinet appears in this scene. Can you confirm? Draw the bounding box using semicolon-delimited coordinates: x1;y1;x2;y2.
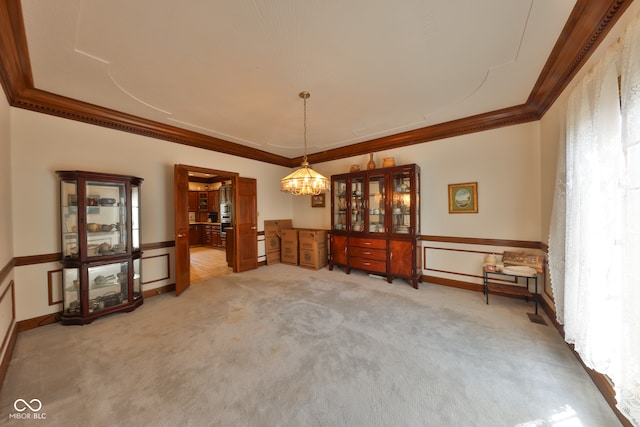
367;153;376;170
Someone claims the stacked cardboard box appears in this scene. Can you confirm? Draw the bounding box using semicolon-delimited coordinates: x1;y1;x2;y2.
280;229;299;265
264;219;293;265
298;230;328;270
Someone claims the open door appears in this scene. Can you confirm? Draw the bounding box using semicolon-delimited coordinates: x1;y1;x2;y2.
235;177;258;272
174;164;191;295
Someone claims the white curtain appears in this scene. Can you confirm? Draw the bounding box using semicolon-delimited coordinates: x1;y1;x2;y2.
548;15;640;427
618;15;640;426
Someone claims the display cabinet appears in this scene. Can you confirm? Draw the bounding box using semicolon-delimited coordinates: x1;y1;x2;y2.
57;170;143;325
198;192;208;211
329;164;421;288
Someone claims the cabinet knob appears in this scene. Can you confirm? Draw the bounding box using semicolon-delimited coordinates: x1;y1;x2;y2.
177;233;186;238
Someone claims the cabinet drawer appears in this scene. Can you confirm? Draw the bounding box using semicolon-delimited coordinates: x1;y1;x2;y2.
349;237;386;249
350;256;386;273
350;246;386;261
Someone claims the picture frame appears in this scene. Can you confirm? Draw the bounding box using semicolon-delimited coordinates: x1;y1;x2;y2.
311;193;326;208
448;182;478;213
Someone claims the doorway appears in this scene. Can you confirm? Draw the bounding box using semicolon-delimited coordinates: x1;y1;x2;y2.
187;166;235;285
174;164;258;296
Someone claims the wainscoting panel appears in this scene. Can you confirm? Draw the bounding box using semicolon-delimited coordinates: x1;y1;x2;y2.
47;268;63;306
0;279;16;388
140;253;171;286
421;236;548;298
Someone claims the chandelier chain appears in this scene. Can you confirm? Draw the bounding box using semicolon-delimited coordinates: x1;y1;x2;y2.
303;94;307;160
280;90;329;196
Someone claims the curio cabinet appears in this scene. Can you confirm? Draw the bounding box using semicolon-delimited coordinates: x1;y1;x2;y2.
57;170;143;324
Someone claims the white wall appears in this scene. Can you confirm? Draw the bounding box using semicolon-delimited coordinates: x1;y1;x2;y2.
0;90;15;364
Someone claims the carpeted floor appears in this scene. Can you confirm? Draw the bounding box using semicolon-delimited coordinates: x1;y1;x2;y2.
0;265;621;426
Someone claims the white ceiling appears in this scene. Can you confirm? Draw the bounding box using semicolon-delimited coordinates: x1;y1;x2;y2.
20;0;576;158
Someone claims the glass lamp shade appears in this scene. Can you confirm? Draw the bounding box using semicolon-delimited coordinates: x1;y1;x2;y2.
281;161;330;196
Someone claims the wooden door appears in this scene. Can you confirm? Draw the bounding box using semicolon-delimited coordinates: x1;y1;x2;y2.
389;239;412;277
235;177;257;272
208;190;219;212
174;164;191;295
188;192;198;211
330;235;348;268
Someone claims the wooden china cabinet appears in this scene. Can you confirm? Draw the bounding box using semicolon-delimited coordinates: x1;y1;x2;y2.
329;164;421;288
57;170;143;325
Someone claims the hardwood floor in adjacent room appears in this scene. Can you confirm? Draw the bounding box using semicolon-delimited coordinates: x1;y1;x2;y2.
190;246;232;284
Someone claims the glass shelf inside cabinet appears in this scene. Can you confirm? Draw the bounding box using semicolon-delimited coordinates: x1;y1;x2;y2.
350;176;365;232
63;268;80;315
368;174;385;233
131;185;140;250
333;179;347;231
88;261;129;313
392;172;411;234
86;181;127;257
61;180;79;258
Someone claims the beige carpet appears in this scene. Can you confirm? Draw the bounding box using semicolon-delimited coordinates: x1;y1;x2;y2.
0;265;621;426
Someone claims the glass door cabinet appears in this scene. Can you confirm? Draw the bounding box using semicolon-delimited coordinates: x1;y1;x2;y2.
57;170;143;324
330;164;421;288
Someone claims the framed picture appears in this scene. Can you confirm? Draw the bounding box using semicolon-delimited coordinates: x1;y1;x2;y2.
311;193;326;208
448;182;478;213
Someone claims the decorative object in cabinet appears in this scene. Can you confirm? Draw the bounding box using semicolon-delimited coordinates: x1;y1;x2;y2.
329;164;421;288
367;153;376;170
57;170;143;325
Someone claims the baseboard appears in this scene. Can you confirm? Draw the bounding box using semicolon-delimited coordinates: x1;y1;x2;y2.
422;275;484;293
17;312;59;332
142;283;176;298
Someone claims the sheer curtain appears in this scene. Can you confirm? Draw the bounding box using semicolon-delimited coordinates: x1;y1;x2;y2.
548;15;640;427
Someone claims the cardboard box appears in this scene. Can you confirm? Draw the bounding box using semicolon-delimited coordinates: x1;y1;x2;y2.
266;251;281;265
298;230;328;251
264;219;293;236
264;220;293;264
281;229;299;265
265;235;281;254
299;244;328;270
298;230;328;242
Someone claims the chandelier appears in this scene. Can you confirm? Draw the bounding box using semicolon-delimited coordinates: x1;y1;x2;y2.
280;91;330;196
